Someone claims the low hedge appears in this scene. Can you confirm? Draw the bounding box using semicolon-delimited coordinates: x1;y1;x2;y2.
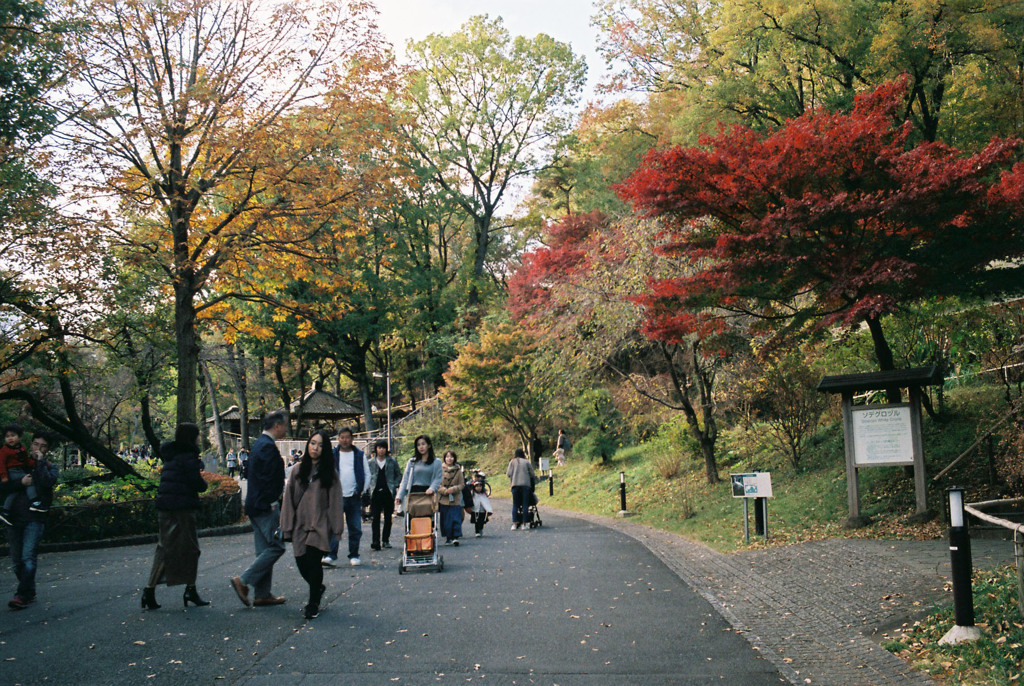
0;471;243;546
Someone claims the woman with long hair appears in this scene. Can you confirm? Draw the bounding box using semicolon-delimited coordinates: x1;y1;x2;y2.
141;423;209;610
279;430;342;620
394;435;443;511
437;450;465;545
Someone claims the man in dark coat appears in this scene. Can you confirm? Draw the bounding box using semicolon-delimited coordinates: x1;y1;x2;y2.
231;412;288;607
6;431;58;610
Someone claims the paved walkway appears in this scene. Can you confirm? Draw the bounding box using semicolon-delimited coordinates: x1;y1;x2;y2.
3;496;1015;685
564;506;1016;686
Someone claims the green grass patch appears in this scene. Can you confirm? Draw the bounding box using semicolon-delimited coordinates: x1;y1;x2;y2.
881;564;1024;685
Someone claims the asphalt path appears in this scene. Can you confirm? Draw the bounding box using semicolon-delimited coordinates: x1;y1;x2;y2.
1;506;784;685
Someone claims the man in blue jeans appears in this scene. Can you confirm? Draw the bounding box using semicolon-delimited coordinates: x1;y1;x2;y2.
6;431;58;610
323;427;364;567
231;412;287;607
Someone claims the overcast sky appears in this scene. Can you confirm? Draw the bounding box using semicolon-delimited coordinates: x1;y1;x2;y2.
372;0;608;104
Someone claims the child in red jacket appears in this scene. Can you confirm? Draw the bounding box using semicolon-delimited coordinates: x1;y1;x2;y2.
0;424;44;526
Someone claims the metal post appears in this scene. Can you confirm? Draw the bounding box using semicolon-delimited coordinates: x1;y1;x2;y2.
940;486;982;644
1016;530;1024;619
549;473;554;497
743;498;750;544
385;370;392;450
754;497;766;537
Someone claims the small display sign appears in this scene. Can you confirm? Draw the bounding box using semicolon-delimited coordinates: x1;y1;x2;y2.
851;403;915;466
730;472;773;498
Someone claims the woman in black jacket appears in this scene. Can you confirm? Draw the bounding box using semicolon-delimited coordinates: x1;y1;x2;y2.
141;423;209;610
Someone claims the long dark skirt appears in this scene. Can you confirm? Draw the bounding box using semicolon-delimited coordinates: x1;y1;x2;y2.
146;509;200;587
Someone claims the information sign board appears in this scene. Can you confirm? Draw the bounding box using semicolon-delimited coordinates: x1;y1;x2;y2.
730;472;773;498
851;404;915;466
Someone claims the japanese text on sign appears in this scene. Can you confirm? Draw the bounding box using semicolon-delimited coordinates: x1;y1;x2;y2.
851;404;914;466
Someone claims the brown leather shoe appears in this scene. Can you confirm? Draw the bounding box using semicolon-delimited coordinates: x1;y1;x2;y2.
252;595;286;607
230;577;251;608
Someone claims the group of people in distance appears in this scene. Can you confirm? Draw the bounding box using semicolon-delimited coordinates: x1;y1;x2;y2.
3;413;549;617
142;412;507;621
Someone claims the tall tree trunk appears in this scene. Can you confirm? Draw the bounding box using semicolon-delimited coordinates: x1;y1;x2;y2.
467;213;492;310
198;366;210;452
360;377;376;432
274;340;291;426
138;391;161;459
293;357;307;438
866;314;902;402
201;360;226;466
174;279;200;424
256;354;269;421
225;343;251;450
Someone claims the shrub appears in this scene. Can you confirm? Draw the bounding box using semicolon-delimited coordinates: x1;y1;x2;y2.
573;388;626;464
652;451;683;479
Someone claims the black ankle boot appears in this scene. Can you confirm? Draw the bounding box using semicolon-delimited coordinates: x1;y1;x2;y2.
141;587;160;610
183;585;210;607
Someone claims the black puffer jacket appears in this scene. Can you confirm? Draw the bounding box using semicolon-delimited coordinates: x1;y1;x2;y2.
155;440;208;511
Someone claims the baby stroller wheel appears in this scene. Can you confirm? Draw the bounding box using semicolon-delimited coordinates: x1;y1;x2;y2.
436;557;444;573
398;563;405;574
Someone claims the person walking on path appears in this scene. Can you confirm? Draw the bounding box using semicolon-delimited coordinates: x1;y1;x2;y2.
226;449;237;478
279;430;341;620
366;440;401;550
554;429;570;466
323;427;365;567
506;448;536;530
141;423;210;611
231;412;288;608
437;450;464;545
394;435;442;512
5;431;58;610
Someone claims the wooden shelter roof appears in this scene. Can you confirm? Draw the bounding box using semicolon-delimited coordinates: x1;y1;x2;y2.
816;365;943;394
288;386;361;419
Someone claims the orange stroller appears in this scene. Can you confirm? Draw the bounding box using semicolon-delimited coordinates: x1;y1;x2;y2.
398;492;444;574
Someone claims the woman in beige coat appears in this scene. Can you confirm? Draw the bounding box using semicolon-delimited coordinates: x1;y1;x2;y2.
280;430;342;619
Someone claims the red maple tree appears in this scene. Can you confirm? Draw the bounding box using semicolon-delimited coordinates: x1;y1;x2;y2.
617;79;1024;372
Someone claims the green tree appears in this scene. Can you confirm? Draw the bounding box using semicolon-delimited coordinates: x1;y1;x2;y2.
0;0;70;235
595;0;1024;144
404;15;587;310
572;388;624;464
442;321;551;460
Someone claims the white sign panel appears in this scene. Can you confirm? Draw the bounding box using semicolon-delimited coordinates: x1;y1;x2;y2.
851;404;915;466
730;472;773;498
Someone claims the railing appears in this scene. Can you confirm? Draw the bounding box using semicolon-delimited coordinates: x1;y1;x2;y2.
933;398;1022;483
964;497;1024;617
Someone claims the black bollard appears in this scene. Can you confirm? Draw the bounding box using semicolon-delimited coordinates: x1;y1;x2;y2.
619;471;627;513
549;473;554;497
949;525;975;626
940;486;981;644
